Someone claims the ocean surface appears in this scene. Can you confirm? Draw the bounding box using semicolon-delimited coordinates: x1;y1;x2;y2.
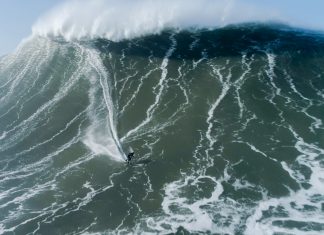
0;24;324;234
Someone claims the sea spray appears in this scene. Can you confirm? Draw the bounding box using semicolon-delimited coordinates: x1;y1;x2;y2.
82;45;125;161
32;0;283;42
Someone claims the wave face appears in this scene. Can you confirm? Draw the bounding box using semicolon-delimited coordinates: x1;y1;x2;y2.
1;25;324;234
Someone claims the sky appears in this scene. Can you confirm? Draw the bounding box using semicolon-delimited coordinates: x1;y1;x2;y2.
0;0;65;56
1;0;324;56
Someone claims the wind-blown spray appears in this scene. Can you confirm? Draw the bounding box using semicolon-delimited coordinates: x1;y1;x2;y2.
32;0;284;42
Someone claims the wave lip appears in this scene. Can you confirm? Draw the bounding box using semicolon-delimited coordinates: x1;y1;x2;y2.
32;0;284;42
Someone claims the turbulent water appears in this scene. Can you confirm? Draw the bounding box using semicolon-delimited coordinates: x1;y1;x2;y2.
1;24;324;234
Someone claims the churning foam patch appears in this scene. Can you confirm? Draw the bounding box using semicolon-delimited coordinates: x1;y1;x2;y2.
32;0;285;42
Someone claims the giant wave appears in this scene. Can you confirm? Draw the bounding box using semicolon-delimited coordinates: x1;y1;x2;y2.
0;1;324;234
32;0;285;41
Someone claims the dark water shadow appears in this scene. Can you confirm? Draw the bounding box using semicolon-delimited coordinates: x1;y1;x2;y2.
92;23;324;61
127;158;152;166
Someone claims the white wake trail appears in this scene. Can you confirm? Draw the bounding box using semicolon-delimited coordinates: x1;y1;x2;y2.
83;47;125;161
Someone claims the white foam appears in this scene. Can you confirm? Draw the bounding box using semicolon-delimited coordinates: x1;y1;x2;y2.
0;131;7;140
245;126;324;234
32;0;285;42
234;53;253;119
84;47;125;161
206;64;231;150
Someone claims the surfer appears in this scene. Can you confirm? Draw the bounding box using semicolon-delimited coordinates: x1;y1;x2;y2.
126;151;134;163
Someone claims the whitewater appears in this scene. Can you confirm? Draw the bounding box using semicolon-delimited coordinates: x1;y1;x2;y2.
0;0;324;234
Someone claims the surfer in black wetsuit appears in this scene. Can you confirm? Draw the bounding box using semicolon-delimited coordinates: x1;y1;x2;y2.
126;152;134;163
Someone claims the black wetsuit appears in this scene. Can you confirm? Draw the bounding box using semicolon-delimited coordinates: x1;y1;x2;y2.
126;152;134;163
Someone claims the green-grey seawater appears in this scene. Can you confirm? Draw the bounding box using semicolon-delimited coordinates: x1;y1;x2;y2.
0;25;324;234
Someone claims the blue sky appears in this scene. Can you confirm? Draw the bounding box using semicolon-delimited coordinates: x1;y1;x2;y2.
0;0;65;55
244;0;324;27
1;0;324;56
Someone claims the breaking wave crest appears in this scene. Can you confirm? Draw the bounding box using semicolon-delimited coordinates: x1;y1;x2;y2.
32;0;284;41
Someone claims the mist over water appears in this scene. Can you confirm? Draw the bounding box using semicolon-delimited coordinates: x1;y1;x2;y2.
1;1;324;234
32;0;285;41
32;0;324;43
